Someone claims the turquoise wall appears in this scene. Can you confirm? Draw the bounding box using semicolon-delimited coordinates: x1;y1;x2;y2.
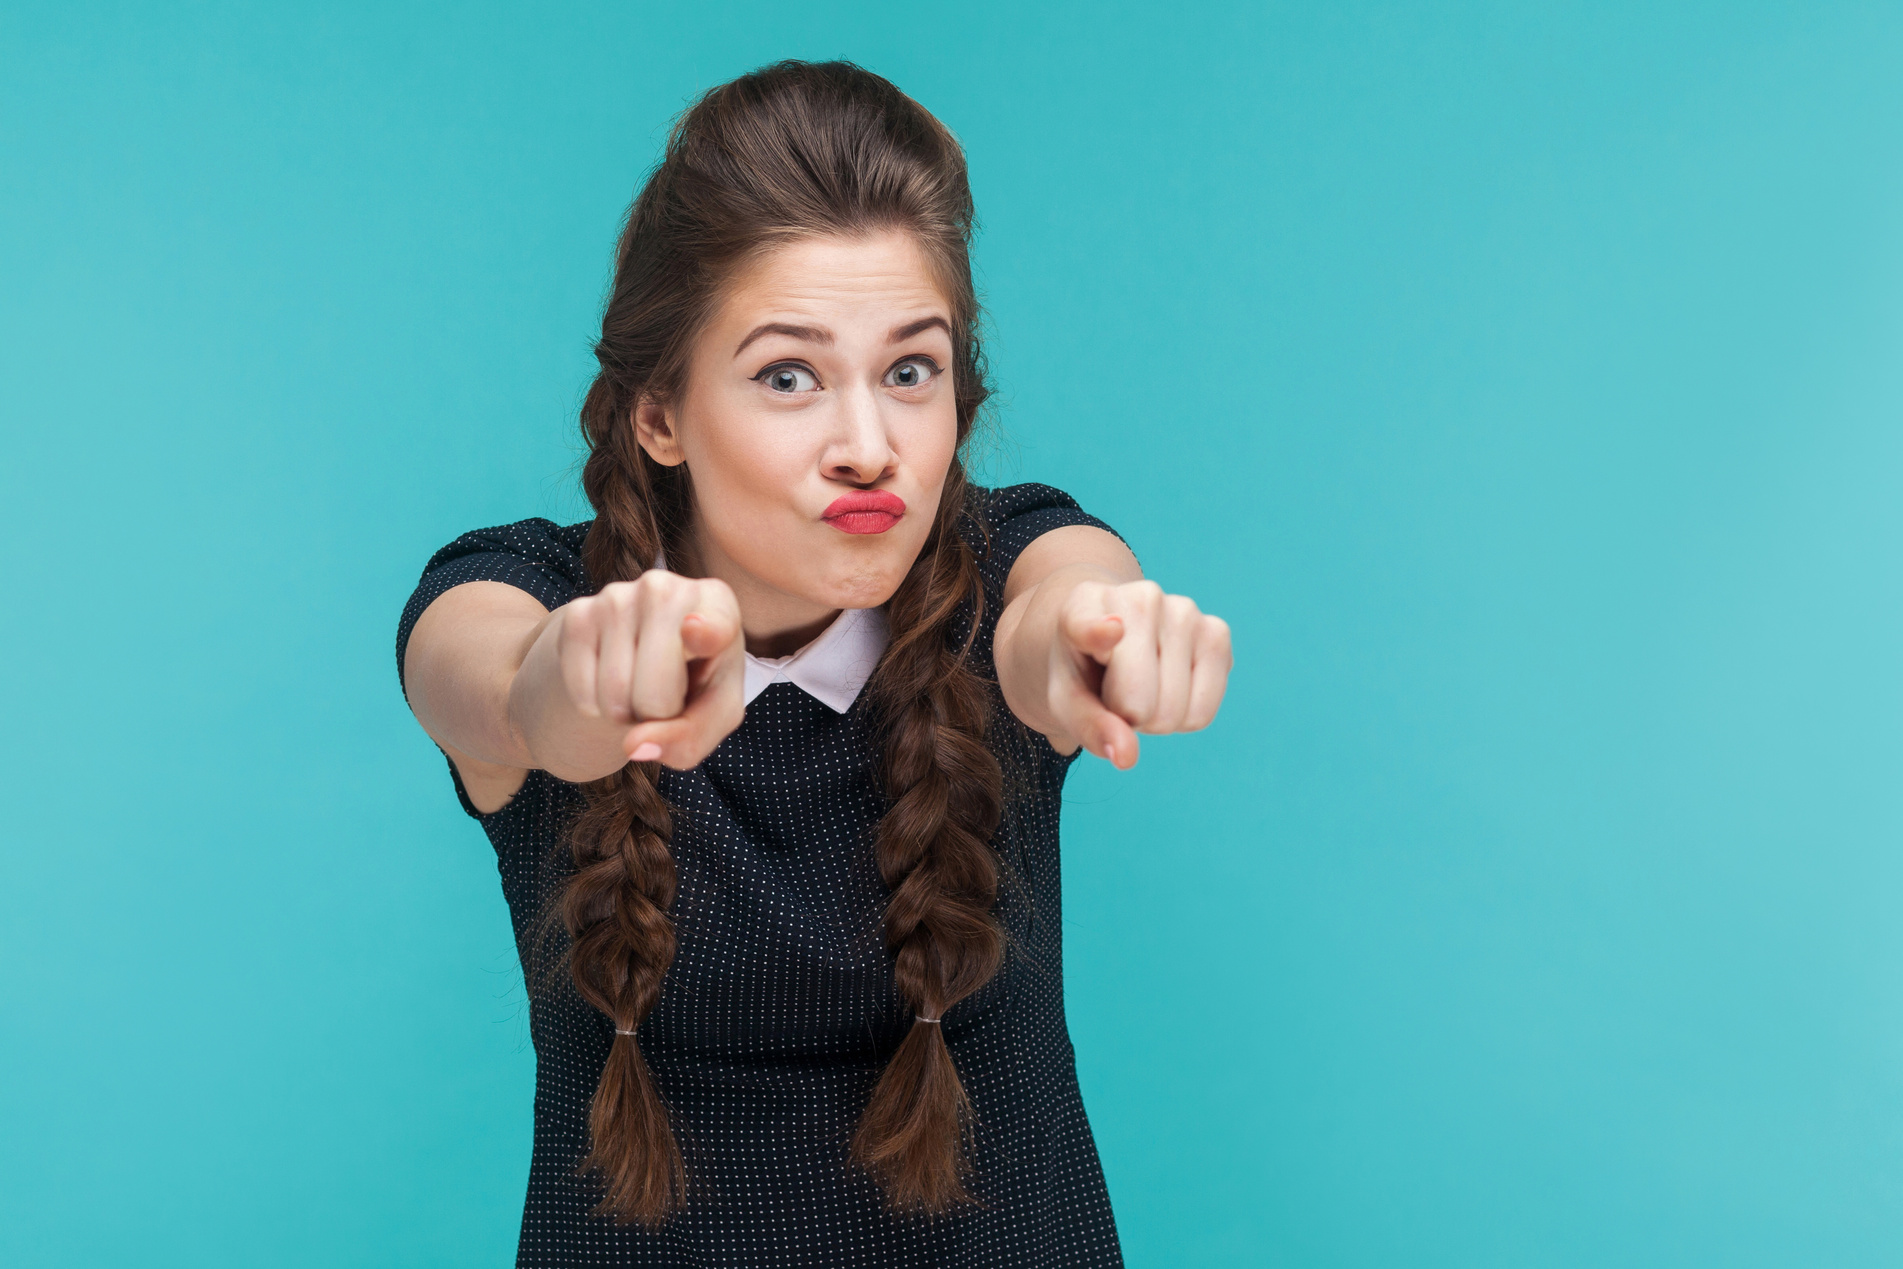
4;3;1901;1265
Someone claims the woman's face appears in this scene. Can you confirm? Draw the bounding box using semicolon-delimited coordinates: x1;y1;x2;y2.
636;229;961;651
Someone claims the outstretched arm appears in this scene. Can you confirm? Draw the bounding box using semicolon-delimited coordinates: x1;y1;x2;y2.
993;525;1233;768
404;574;745;811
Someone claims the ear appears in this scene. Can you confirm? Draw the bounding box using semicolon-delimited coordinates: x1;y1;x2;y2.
633;398;686;467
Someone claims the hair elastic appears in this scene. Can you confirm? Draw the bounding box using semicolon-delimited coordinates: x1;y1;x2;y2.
916;1016;942;1024
615;1028;638;1036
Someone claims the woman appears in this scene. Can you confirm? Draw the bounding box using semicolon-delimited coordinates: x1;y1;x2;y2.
399;61;1231;1267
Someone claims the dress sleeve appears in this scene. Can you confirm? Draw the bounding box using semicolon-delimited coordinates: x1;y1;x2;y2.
964;483;1129;616
394;517;594;700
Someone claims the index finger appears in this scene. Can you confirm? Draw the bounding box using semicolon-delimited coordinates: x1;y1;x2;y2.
1057;586;1123;665
628;580;697;721
680;580;742;662
624;635;746;769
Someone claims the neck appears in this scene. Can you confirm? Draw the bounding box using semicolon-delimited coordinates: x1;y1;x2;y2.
674;522;841;658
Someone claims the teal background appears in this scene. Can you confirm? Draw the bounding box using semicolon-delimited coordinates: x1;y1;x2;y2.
4;3;1901;1265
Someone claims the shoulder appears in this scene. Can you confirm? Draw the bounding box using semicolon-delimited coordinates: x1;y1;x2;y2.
410;516;595;611
966;482;1098;537
420;517;594;590
395;516;594;690
962;483;1128;599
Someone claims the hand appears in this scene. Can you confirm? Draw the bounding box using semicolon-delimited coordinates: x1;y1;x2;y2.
556;570;746;769
1048;580;1232;770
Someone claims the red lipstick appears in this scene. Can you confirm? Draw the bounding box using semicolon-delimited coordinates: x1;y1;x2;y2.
822;489;906;535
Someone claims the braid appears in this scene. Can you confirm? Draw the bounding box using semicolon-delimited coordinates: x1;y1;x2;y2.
853;466;1006;1212
560;762;685;1220
547;379;692;1225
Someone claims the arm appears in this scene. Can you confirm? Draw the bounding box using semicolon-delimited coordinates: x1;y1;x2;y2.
404;575;745;812
994;525;1233;768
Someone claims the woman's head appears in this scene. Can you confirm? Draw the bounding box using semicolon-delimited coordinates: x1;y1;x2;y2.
638;230;960;645
581;60;990;647
561;61;1008;1225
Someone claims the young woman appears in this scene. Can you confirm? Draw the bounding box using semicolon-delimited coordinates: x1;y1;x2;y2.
398;61;1231;1267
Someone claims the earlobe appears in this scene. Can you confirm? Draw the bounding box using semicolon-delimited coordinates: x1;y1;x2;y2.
633;399;686;467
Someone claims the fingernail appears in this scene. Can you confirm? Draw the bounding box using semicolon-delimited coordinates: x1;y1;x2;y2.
630;743;662;763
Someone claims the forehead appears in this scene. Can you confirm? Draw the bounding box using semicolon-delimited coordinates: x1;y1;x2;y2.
711;230;950;331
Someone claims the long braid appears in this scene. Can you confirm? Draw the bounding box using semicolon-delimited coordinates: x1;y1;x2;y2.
853;464;1005;1211
549;381;693;1224
559;762;684;1219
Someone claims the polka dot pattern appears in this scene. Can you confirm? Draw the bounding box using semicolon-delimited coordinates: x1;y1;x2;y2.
396;485;1125;1267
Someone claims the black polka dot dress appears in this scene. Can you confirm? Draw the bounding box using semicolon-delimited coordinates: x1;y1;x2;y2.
395;485;1124;1268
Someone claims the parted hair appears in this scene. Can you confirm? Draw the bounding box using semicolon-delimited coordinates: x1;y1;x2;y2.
556;60;1005;1225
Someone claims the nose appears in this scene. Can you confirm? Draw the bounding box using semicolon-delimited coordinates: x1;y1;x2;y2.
822;380;896;486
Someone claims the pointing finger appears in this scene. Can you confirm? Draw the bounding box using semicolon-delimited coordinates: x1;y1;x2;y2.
629;578;694;721
1067;613;1125;663
1100;582;1163;726
1058;584;1123;663
624;637;745;769
680;583;742;661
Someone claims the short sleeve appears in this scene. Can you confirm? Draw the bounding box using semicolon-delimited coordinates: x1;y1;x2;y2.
394;517;594;700
964;483;1129;614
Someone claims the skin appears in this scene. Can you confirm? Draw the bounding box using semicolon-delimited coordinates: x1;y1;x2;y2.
404;230;1233;813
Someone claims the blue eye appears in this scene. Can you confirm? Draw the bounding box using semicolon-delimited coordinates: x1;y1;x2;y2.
886;358;940;389
757;364;818;393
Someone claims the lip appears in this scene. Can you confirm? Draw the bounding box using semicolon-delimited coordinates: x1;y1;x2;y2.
822;489;906;535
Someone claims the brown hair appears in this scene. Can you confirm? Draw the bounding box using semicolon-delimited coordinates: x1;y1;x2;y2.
555;60;1004;1225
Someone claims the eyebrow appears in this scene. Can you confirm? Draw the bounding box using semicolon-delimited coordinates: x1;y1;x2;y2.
889;315;951;343
732;315;953;359
734;322;832;358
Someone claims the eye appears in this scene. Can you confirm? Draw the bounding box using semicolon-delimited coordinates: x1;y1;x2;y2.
885;357;941;389
755;363;819;393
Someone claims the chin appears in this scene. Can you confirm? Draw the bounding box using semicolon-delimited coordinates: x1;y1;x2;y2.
815;557;910;611
823;577;904;611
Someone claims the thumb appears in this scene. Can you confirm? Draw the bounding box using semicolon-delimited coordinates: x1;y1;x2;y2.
1086;707;1140;770
1052;672;1142;770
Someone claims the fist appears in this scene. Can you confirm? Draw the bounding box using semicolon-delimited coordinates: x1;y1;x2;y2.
557;570;746;769
1050;580;1232;769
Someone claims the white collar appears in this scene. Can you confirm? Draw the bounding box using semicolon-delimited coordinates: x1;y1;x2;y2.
742;606;889;713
